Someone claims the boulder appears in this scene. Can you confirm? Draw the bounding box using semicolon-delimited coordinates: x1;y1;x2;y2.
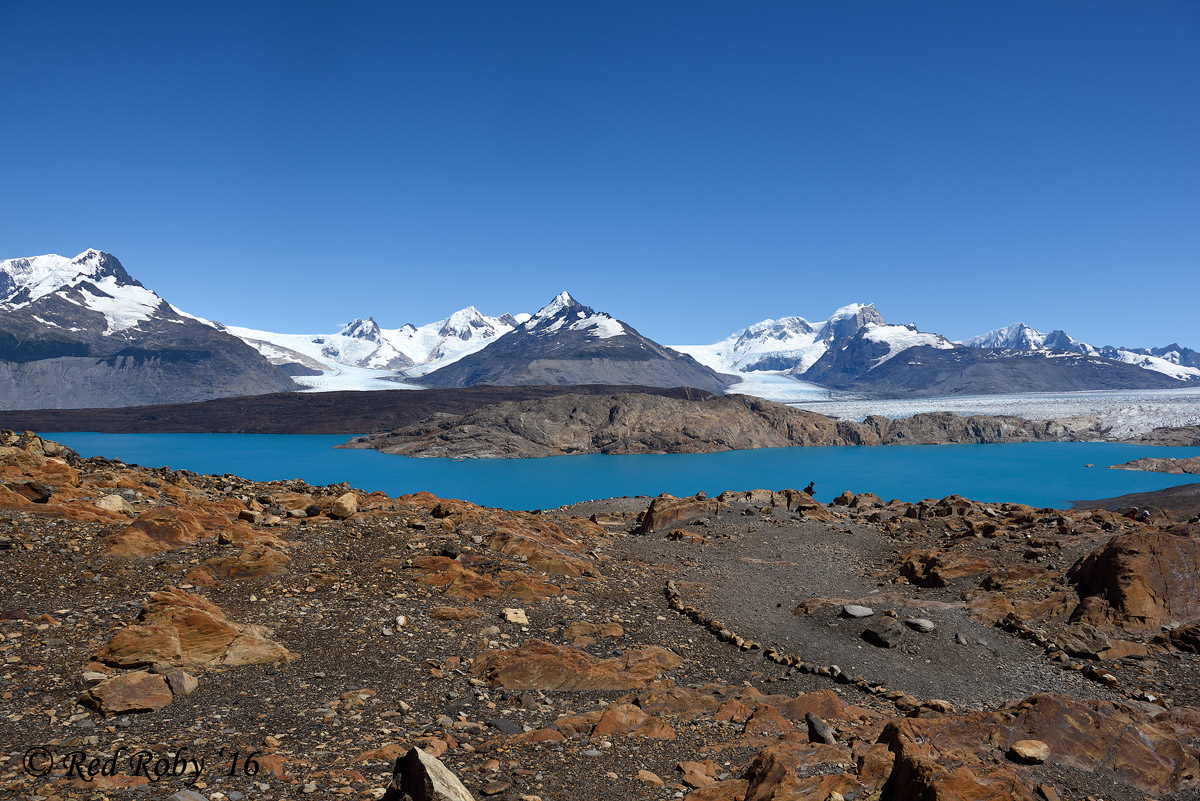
900;549;994;587
95;494;135;515
94;587;297;669
1008;739;1050;764
106;507;207;557
330;491;358;519
382;746;476;801
1068;529;1200;634
862;618;904;648
634;494;725;534
82;670;174;715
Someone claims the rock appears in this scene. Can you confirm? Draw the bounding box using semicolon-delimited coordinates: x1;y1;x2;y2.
862;618;904;648
678;760;716;789
879;693;1199;797
634;494;726;535
95;494;135;515
1008;739;1051;764
1052;622;1111;659
1068;529;1200;634
83;670;174;714
330;491;358;519
165;669;199;696
636;769;664;786
382;746;476;801
488;718;521;735
471;640;681;690
430;606;484;621
901;549;993;587
106;507;207;557
904;618;935;633
840;604;874;618
805;712;837;744
167;791;210;801
502;608;529;625
94;586;297;669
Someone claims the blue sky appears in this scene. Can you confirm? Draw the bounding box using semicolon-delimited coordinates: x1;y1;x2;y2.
1;1;1196;347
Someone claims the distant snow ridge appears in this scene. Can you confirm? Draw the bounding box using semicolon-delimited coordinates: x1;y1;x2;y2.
0;249;166;334
961;322;1200;382
226;304;529;379
674;302;890;375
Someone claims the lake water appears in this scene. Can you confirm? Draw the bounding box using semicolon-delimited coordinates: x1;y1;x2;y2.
43;433;1200;511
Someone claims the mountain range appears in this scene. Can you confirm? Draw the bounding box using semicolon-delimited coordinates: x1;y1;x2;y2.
0;249;1195;410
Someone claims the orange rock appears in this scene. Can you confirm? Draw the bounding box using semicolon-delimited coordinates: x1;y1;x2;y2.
471;640;681;691
95;587;296;670
743;704;795;736
430;606;484;621
684;779;749;801
900;549;994;588
637;769;664;786
204;544;291;579
634;494;726;534
501;575;561;600
678;760;717;789
1069;529;1200;634
82;670;174;714
512;728;564;743
106;507;207;557
879;692;1199;797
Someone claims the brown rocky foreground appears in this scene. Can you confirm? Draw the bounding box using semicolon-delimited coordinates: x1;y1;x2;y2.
343;393;1110;458
0;430;1198;800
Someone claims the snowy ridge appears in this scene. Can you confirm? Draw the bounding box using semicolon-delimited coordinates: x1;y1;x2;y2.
862;324;954;368
0;249;165;334
226;305;527;379
962;322;1200;381
672;303;888;375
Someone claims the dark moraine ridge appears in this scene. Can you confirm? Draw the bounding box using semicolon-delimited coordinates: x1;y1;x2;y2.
343;392;1110;458
0;385;714;434
1073;483;1200;521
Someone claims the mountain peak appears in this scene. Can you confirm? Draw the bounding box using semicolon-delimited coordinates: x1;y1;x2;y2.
339;317;381;340
525;292;588;327
1;249;141;307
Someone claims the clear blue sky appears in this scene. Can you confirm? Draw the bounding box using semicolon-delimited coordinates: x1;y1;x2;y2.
2;1;1197;348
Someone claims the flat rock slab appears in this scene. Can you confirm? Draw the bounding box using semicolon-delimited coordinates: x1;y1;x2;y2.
84;670;174;714
840;604;874;618
905;618;936;633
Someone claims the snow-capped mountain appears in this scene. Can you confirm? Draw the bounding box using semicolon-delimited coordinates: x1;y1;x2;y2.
418;292;734;393
681;305;1191;398
0;250;296;409
962;322;1200;382
0;249;167;335
673;303;952;376
225;306;531;380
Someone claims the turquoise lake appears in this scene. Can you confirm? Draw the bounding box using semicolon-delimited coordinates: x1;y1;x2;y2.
42;433;1200;511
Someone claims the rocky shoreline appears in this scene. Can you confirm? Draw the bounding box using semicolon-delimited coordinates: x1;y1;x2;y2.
1;429;1198;800
342;393;1111;458
1110;455;1200;475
